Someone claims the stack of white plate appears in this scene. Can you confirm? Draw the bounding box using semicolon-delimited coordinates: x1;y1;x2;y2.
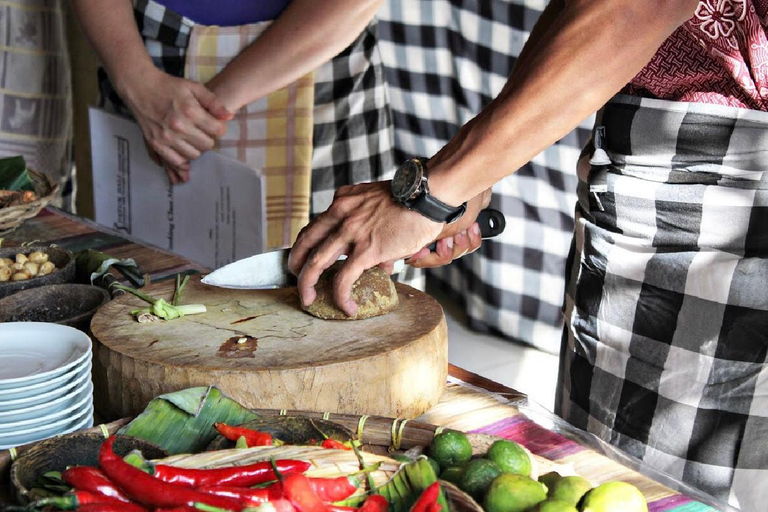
0;322;94;450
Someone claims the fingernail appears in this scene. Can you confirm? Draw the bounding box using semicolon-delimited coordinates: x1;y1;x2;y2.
302;289;316;308
446;237;453;249
344;300;358;317
471;223;481;236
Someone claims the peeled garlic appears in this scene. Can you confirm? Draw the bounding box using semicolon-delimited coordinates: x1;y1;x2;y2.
0;267;11;282
10;262;24;272
38;261;56;276
0;258;12;267
11;271;31;281
23;261;39;277
28;251;48;264
15;253;27;264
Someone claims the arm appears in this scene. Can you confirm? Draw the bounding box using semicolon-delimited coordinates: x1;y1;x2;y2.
288;0;699;316
207;0;385;111
71;0;232;181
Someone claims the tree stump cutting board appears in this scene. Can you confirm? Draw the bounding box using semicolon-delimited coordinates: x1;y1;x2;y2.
90;276;447;420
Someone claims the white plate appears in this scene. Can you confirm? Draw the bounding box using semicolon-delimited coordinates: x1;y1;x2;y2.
0;323;91;388
0;380;93;431
0;401;93;445
0;377;92;423
0;361;91;411
0;357;91;401
0;404;93;450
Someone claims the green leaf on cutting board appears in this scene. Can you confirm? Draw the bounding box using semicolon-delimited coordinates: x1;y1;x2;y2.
117;386;259;455
0;155;34;191
75;248;146;288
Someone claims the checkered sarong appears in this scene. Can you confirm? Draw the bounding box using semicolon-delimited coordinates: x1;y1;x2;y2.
377;1;592;351
557;94;768;510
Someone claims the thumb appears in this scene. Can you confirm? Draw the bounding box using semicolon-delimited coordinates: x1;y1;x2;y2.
193;85;234;121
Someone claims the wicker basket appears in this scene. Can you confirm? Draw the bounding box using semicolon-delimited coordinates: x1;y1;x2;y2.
0;169;58;236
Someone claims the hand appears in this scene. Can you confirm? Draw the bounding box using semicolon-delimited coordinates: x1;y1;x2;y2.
406;188;492;268
118;67;233;180
288;181;444;316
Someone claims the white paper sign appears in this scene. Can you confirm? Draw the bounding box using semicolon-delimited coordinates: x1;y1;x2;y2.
89;108;265;268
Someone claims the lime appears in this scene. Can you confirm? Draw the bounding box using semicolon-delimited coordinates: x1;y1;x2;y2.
429;430;472;469
580;481;648;512
425;456;441;477
439;466;465;485
529;499;578;512
483;473;547;512
548;476;592;506
485;439;532;477
458;458;502;500
538;472;563;491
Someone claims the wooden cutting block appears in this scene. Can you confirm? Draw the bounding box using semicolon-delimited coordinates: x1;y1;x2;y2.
90;276;447;420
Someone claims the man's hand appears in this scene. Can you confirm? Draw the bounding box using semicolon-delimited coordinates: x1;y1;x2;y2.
119;67;233;183
288;181;444;316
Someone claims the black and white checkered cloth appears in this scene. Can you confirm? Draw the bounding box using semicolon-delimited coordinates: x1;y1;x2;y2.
377;1;592;353
557;94;768;510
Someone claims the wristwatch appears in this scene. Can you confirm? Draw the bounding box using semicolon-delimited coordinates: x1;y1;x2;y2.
390;157;466;223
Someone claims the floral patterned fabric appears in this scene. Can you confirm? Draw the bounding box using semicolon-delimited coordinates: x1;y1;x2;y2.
625;0;768;110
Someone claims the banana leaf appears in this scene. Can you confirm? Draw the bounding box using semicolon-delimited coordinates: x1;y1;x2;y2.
0;155;33;191
75;248;146;287
375;458;449;512
118;386;259;454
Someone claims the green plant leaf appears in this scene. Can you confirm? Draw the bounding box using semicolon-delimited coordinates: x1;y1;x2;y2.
374;458;449;512
117;386;259;455
0;155;33;191
75;249;145;287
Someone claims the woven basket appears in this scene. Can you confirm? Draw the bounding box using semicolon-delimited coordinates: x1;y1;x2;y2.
0;169;58;236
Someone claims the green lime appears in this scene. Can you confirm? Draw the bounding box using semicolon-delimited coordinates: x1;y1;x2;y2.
549;476;592;506
529;499;579;512
538;472;563;491
483;473;547;512
429;430;472;469
485;439;532;477
580;481;648;512
458;458;502;500
439;466;465;485
425;456;441;477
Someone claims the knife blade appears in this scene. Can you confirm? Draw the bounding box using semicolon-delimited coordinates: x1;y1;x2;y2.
202;207;506;289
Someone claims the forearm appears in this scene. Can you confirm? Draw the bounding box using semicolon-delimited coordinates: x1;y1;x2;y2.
427;0;698;206
208;0;384;111
70;0;156;100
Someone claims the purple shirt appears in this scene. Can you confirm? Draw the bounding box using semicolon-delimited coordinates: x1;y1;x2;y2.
158;0;289;26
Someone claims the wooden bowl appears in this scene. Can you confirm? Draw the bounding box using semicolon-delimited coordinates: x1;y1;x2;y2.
0;284;110;331
0;246;75;299
10;433;167;504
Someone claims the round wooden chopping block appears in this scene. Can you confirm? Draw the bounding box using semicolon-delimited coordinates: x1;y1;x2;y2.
90;276;447;420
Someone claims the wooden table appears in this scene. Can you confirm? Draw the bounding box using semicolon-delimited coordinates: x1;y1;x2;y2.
0;208;726;511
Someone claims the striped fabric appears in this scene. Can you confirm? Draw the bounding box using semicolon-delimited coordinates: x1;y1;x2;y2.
558;94;768;511
185;23;315;250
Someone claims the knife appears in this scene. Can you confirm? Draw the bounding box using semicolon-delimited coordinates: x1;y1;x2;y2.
202;207;506;289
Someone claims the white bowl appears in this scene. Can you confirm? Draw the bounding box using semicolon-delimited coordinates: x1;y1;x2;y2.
0;323;91;388
0;402;93;449
0;377;92;423
0;381;93;432
0;362;91;411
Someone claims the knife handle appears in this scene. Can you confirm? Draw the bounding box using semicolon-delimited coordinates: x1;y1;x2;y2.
425;207;505;252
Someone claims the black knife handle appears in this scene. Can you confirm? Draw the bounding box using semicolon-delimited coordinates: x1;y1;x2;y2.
425;207;505;252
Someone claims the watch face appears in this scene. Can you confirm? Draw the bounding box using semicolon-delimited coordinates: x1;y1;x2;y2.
392;159;423;202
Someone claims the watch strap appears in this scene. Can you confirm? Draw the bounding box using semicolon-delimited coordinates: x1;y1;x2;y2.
411;192;466;224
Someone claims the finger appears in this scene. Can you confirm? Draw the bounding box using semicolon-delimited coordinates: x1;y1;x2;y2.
297;233;349;308
378;260;396;274
165;167;179;185
152;143;189;170
169;138;202;162
178;122;217;153
410;238;454;269
179;104;229;140
288;212;342;276
466;222;482;254
333;251;378;317
193;84;234;122
406;247;431;265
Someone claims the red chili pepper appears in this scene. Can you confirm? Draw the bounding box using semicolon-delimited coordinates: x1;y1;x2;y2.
282;473;330;512
152;459;310;488
329;506;359;512
215;422;274;446
320;439;351;451
61;466;131;503
409;482;441;512
97;437;240;510
31;490;129;510
198;484;283;506
359;495;388;512
66;503;149;512
253;498;298;512
308;474;361;501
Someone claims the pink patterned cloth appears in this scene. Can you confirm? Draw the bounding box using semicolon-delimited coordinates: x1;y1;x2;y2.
625;0;768;110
